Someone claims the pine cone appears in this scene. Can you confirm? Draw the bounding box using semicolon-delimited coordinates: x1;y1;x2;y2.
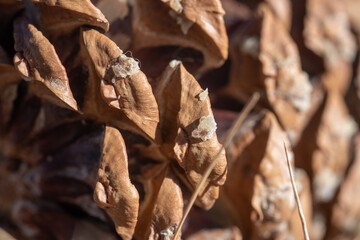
1;0;360;240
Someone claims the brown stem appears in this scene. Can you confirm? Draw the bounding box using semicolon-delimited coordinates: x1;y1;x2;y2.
284;142;310;240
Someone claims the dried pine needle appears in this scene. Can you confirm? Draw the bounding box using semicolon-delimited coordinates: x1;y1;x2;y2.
172;92;260;239
284;142;310;240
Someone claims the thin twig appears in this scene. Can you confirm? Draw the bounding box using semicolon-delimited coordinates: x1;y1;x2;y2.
172;92;260;239
284;143;310;240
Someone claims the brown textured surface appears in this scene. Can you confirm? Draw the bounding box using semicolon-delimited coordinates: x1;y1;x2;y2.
0;47;21;131
94;126;139;240
132;0;228;73
303;0;356;66
186;226;242;240
303;0;355;94
1;0;360;239
294;92;357;204
154;62;227;209
13;17;78;111
346;41;360;126
226;4;312;144
265;0;291;30
80;28;160;141
11;200;117;240
135;164;183;240
33;0;109;37
220;111;301;240
325;135;360;240
343;0;360;35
